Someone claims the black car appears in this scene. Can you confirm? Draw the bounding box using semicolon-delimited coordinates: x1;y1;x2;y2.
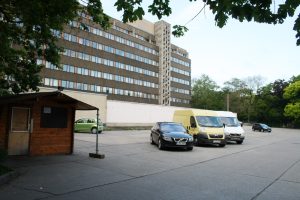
150;122;194;150
252;123;272;132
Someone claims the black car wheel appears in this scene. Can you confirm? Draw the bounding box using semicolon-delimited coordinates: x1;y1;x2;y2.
158;138;164;150
91;127;97;134
219;143;226;147
150;134;155;145
187;147;193;151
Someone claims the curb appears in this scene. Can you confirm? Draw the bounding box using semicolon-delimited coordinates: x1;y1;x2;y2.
0;171;19;185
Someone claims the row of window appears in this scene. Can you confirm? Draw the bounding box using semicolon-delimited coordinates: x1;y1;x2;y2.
44;78;158;100
68;21;158;56
113;25;148;42
171;67;190;76
171;57;190;67
171;87;190;95
62;48;158;76
171;98;190;104
171;77;190;86
69;20;190;68
79;12;149;43
53;30;190;78
58;31;158;67
62;49;190;87
40;60;158;89
172;49;188;58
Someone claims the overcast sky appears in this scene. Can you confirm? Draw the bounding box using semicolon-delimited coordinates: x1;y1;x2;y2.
102;1;300;86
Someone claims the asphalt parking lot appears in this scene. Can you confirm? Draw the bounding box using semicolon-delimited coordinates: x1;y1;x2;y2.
1;126;300;200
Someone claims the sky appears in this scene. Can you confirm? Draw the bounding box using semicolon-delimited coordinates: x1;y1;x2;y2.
102;1;300;87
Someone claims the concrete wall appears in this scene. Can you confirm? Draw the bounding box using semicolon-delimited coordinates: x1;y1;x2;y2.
106;100;189;127
39;87;107;122
128;19;155;34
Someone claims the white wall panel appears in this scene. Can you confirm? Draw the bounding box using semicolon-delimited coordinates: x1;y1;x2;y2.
107;100;189;126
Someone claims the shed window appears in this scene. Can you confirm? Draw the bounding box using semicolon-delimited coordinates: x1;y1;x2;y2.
11;107;30;132
41;107;68;128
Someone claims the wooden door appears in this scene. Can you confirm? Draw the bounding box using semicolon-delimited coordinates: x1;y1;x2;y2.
8;107;31;155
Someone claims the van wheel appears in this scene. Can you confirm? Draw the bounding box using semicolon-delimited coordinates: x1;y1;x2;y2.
194;137;199;146
237;140;243;144
91;128;97;134
219;143;226;147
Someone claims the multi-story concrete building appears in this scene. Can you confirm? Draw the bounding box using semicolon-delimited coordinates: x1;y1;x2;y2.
39;14;191;107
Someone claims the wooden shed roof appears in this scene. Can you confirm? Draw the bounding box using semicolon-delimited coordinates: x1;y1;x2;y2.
0;91;98;110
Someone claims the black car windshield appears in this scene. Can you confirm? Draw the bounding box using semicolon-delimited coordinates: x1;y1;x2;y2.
219;117;239;127
195;116;223;128
160;123;186;132
261;124;269;128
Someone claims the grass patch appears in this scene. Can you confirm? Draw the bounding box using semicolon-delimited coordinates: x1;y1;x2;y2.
0;165;12;176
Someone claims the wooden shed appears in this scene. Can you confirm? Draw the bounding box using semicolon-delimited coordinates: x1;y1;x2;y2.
0;91;97;156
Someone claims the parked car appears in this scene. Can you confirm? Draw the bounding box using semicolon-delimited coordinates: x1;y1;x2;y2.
150;122;194;150
74;118;104;134
252;123;272;132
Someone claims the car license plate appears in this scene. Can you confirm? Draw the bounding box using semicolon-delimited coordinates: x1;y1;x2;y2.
176;141;186;145
213;140;221;144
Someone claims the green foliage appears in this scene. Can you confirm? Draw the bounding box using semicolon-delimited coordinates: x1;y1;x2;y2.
201;0;300;45
172;25;189;37
191;74;300;127
283;81;300;101
252;80;289;126
283;81;300;123
0;0;81;95
112;0;300;45
148;0;172;19
87;0;110;30
1;0;300;95
114;0;145;22
191;74;225;110
0;0;112;95
284;102;300;120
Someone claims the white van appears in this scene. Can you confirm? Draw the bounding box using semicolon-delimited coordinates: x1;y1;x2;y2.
216;111;245;144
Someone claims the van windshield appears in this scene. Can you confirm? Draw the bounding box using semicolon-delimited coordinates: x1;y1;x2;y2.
195;116;223;128
219;117;239;127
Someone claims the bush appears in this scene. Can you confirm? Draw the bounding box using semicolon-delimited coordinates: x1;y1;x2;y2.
0;149;7;162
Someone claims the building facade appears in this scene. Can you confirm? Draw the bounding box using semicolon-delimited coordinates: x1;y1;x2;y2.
39;14;191;107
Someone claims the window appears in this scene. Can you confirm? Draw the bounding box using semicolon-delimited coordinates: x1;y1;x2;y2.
41;107;68;128
11;107;30;132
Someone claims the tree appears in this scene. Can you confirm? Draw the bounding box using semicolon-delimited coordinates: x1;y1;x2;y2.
243;76;266;122
0;0;109;95
191;74;224;110
1;0;300;95
222;78;251;120
252;79;289;126
112;0;300;46
283;80;300;126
